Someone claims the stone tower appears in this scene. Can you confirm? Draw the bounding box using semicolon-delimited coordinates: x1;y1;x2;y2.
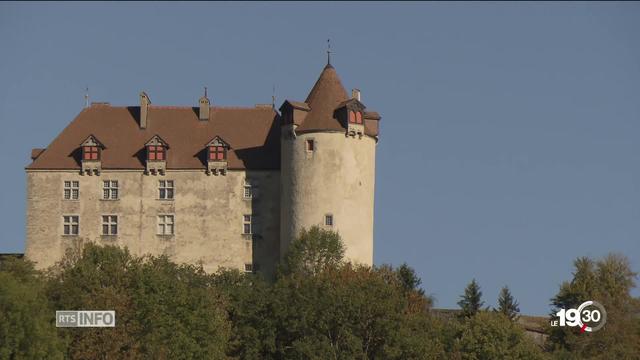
279;63;381;265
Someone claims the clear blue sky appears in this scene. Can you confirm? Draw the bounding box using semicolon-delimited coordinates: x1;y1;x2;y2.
1;2;639;315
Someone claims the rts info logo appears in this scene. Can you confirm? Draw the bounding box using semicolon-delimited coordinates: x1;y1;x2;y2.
550;301;607;333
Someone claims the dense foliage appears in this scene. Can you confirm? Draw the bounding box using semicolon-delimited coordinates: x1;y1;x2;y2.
0;227;637;359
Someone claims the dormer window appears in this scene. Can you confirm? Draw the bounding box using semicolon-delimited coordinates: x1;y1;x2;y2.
147;145;165;161
79;135;105;175
144;135;169;175
348;111;363;125
208;145;226;161
83;145;100;160
205;136;230;176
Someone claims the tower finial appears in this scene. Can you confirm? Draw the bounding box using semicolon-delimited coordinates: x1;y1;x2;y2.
272;84;276;109
204;86;208;98
327;38;332;66
84;86;89;108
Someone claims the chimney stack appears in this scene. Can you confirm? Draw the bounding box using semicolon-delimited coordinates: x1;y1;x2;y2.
199;87;210;121
139;92;151;129
352;88;361;101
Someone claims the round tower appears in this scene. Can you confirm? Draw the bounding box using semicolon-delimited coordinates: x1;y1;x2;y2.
280;63;381;265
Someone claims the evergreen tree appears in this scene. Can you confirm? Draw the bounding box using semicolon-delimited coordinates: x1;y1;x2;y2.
495;286;520;321
457;279;484;318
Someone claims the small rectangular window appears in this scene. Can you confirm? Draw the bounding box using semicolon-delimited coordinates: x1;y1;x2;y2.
102;180;119;200
305;139;315;152
325;214;334;227
159;180;174;200
243;180;259;200
63;181;79;200
102;215;118;235
244;263;253;273
63;215;79;235
243;215;252;235
157;215;175;235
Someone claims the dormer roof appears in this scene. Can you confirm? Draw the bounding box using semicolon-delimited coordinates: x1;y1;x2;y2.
80;135;105;148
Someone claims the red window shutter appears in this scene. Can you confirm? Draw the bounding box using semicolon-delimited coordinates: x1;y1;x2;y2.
148;146;155;151
84;152;91;160
217;147;224;152
157;151;164;160
91;146;98;152
149;152;156;160
349;111;356;124
217;152;224;160
356;112;362;124
91;152;98;160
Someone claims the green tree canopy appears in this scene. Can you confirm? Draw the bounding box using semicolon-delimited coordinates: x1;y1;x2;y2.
458;279;485;318
280;226;346;277
0;258;64;360
452;312;546;360
495;286;520;321
548;253;640;359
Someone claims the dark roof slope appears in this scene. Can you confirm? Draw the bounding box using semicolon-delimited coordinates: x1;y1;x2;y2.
27;105;280;170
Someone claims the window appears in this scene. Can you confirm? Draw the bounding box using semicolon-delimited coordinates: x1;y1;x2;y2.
243;180;258;200
159;180;174;200
305;139;315;152
63;215;79;235
147;145;165;161
349;110;363;124
325;214;334;227
243;215;252;235
82;146;100;160
64;181;79;200
102;180;119;200
157;215;175;235
209;146;226;161
244;263;254;273
102;215;118;235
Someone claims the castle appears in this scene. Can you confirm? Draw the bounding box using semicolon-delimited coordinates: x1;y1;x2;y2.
25;62;381;278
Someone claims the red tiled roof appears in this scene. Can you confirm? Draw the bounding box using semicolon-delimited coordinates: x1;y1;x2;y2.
27;105;280;170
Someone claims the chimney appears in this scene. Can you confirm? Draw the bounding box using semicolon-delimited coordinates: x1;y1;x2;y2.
139;92;151;129
352;88;361;101
199;87;210;121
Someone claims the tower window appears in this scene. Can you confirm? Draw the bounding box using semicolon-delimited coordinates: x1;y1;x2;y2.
305;139;315;152
325;214;334;227
64;181;79;200
349;111;363;124
209;146;226;161
63;215;79;235
83;146;100;160
147;145;165;161
243;215;253;235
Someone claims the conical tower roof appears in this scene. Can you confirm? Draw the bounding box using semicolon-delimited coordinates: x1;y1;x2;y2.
296;64;350;132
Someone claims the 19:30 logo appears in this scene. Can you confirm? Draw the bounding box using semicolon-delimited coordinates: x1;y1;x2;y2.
551;301;607;333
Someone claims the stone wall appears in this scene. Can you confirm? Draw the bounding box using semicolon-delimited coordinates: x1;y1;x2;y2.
25;169;280;278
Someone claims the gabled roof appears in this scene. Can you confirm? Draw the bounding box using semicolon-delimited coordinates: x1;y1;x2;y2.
144;135;169;148
27;104;280;170
80;135;105;148
205;136;230;148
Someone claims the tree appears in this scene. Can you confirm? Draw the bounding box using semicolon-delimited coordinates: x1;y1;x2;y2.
270;264;445;359
280;226;345;277
46;244;230;359
495;286;520;321
458;279;484;318
452;312;546;360
548;253;640;359
0;258;64;359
